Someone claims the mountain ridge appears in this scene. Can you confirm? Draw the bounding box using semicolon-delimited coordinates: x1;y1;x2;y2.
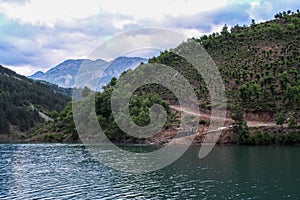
31;10;300;144
0;65;70;139
28;57;147;88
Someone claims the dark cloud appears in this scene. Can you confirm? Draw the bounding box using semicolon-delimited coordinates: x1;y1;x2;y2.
0;13;120;69
0;17;42;66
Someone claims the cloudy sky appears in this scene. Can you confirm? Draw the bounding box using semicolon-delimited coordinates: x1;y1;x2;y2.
0;0;299;75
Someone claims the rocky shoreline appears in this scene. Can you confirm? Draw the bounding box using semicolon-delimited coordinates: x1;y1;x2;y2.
1;125;299;146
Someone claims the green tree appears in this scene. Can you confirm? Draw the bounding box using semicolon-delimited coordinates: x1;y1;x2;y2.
279;71;289;91
231;101;250;144
276;110;286;128
288;115;298;128
239;83;250;103
251;83;261;100
284;84;300;109
0;109;9;134
221;24;229;37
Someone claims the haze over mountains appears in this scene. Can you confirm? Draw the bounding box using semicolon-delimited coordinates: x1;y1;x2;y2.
29;57;147;88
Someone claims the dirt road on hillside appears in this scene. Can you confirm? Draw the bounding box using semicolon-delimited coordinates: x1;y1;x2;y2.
170;105;277;127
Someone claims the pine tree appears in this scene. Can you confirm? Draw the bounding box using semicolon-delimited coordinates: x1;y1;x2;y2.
0;109;9;134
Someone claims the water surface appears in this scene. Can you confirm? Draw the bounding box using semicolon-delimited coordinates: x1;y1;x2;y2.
1;144;300;199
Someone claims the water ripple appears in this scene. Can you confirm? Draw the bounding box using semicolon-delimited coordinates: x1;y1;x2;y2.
1;144;300;199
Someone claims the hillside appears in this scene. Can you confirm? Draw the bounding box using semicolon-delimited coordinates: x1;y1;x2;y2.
197;12;299;112
29;57;147;88
150;12;299;110
31;11;300;144
0;65;70;140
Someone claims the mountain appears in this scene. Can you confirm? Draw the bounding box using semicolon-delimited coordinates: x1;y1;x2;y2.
37;80;73;97
149;11;300;111
29;59;106;88
29;57;147;88
31;10;300;144
31;71;44;77
97;57;148;87
0;65;70;140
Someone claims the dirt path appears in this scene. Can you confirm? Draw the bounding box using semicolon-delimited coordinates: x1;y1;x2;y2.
38;112;54;122
147;105;280;145
170;105;277;127
30;103;54;122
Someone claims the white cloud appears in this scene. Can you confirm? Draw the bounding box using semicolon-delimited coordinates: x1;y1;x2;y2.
0;0;101;26
100;0;228;20
89;28;187;61
1;0;300;76
248;1;274;22
5;64;41;76
112;19;137;29
182;29;203;38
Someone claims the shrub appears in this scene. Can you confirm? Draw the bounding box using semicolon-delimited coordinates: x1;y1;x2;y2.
44;133;64;141
250;131;271;145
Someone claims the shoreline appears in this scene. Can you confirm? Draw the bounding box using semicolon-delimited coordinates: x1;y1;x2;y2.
1;123;299;146
1;140;300;146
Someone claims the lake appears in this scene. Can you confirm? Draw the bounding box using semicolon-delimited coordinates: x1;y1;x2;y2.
1;144;300;199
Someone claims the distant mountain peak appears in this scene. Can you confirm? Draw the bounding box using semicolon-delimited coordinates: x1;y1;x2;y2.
28;56;147;88
30;71;44;78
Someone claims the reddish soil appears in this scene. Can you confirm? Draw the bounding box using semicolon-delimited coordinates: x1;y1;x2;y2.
146;105;280;145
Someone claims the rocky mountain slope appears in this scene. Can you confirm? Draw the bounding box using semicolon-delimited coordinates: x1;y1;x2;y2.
29;57;147;88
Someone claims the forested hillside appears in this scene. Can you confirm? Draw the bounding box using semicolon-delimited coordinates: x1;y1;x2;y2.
149;11;300;118
0;65;70;135
32;11;300;143
31;76;177;143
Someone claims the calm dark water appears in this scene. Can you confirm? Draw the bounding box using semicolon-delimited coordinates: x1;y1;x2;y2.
1;144;300;199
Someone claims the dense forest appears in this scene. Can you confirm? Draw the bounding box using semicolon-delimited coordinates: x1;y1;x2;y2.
0;65;70;135
24;10;300;144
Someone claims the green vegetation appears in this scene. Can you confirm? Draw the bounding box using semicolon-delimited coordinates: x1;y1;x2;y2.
249;131;300;145
231;101;250;144
36;80;73;97
195;11;300;114
146;10;300;114
147;10;300;143
44;133;64;142
41;75;177;143
32;10;300;144
97;87;176;142
0;65;70;135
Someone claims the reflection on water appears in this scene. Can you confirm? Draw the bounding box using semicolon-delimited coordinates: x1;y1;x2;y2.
0;144;300;199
